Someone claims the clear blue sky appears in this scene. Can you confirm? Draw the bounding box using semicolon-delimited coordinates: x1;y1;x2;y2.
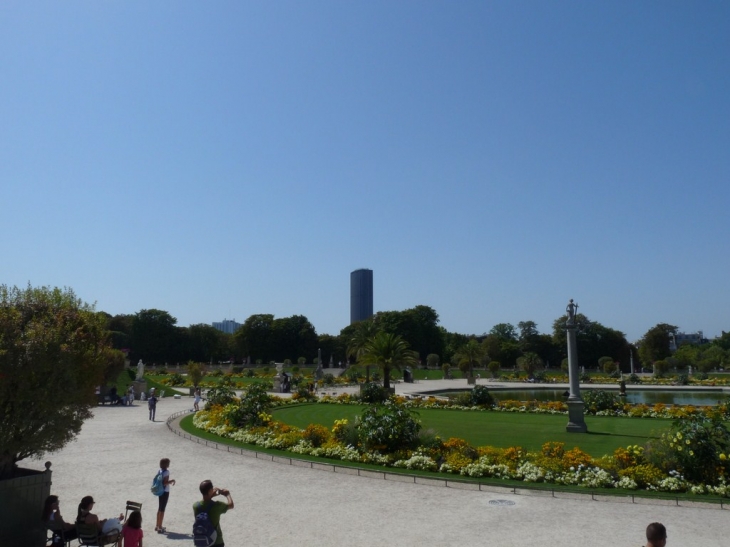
2;1;728;342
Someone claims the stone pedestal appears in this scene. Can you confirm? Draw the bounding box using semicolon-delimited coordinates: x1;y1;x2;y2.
133;380;147;400
273;375;282;393
566;399;588;433
467;375;476;385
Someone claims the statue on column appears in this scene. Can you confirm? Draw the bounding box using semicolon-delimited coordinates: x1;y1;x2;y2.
566;299;578;326
136;359;145;381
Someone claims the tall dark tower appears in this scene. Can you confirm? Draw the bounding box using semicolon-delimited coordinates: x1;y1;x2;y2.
350;268;373;324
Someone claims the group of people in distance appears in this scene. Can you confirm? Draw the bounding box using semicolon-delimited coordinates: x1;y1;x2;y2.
42;455;235;547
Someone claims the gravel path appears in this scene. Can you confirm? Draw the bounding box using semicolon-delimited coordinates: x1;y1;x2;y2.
35;390;729;546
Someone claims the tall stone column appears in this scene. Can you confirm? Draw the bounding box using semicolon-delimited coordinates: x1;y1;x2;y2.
565;299;587;433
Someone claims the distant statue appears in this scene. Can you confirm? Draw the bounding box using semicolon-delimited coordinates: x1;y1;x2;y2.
136;359;145;381
566;299;578;326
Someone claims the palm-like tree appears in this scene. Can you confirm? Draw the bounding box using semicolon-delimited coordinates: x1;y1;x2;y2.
358;332;420;390
453;339;486;378
517;352;543;379
346;320;381;362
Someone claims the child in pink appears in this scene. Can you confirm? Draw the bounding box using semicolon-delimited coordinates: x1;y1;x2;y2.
121;510;143;547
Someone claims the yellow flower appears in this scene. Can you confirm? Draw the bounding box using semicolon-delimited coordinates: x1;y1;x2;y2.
678;447;683;452
689;450;694;456
720;453;727;461
686;440;691;445
677;433;683;440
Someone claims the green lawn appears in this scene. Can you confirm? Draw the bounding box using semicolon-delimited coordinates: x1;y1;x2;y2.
272;403;669;457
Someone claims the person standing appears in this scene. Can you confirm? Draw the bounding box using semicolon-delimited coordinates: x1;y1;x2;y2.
127;384;135;406
148;389;158;421
645;522;667;547
193;480;234;547
193;387;201;412
155;458;175;534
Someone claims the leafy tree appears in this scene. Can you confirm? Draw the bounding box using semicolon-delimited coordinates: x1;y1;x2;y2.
516;352;543;379
0;285;112;479
638;323;678;367
698;345;727;373
453;339;485;377
489;323;517;340
487;361;501;378
373;305;445;361
130;309;181;364
712;331;730;351
186;323;230;363
234;314;275;362
441;328;470;365
270;315;318;362
672;344;700;370
481;334;521;369
107;313;133;350
552;313;630;370
358;332;420;390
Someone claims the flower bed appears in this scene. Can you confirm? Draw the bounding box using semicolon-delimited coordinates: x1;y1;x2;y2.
193;393;730;497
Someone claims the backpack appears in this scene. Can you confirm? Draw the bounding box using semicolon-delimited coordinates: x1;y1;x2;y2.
151;470;165;496
192;500;218;547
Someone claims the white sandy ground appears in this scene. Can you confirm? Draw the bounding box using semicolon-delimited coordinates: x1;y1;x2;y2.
31;380;730;547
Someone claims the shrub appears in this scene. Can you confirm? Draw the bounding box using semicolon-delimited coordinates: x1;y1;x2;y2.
226;383;272;428
470;385;494;406
205;386;236;409
322;373;335;386
332;419;358;447
647;415;730;485
360;382;388;404
676;374;689;386
694;371;709;380
292;366;300;373
602;361;618;376
186;361;205;386
442;364;451;379
232;365;244;374
169;373;185;386
244;368;255;377
293;384;316;401
303;424;331;447
628;373;641;384
487;361;501;378
297;357;306;365
582;390;621;413
356;400;421;453
283;359;292;365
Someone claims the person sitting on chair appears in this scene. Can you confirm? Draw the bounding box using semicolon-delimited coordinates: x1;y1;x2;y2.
76;495;124;545
42;495;78;542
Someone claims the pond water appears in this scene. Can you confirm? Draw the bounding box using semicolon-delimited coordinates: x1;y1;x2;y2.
424;388;729;406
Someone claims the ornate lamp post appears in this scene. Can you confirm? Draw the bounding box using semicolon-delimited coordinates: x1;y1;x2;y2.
565;299;587;433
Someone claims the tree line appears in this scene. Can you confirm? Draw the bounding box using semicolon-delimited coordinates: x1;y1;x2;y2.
103;304;730;373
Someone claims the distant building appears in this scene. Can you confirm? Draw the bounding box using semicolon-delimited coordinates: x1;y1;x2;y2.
212;319;241;334
350;268;373;324
670;331;708;351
